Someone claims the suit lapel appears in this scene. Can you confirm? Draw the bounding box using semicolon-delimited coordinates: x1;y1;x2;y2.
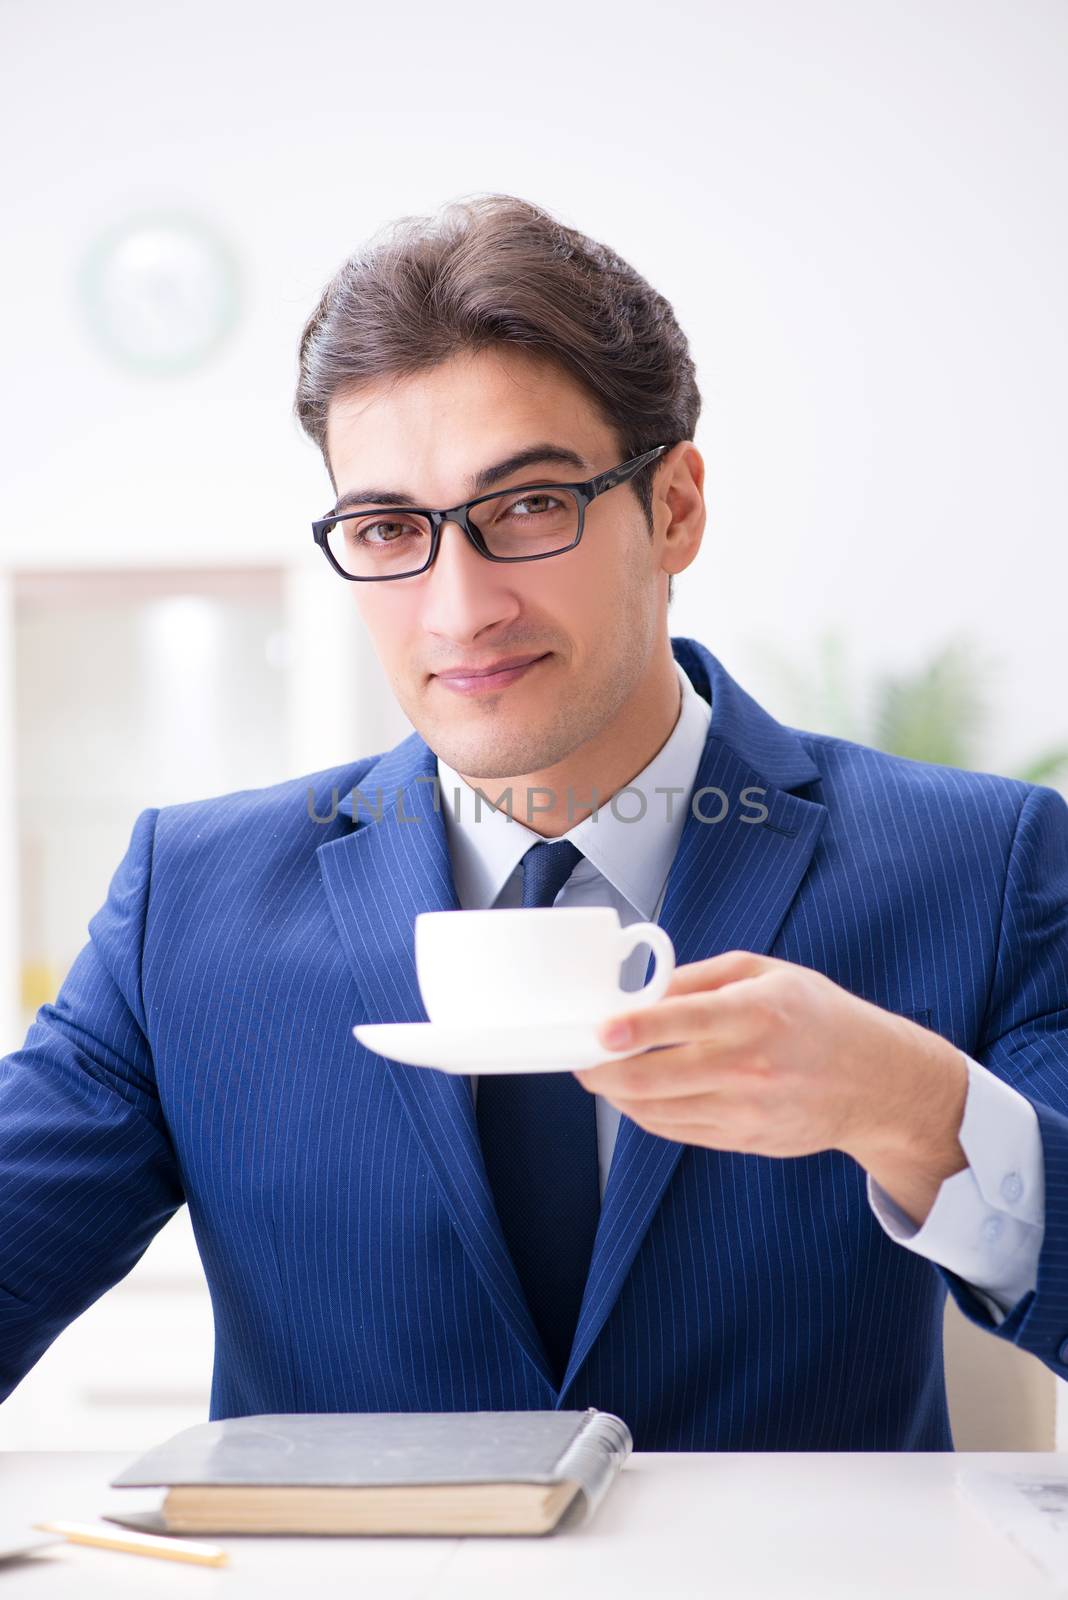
316;638;829;1397
316;733;556;1385
557;645;828;1391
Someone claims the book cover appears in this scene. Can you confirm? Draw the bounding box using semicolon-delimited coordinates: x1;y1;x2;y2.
105;1409;633;1536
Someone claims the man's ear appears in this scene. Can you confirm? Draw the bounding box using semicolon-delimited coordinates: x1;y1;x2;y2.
658;441;705;578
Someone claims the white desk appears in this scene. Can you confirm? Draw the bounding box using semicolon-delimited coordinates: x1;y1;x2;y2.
0;1450;1062;1597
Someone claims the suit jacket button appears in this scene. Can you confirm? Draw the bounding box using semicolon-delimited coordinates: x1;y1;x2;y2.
1058;1338;1068;1367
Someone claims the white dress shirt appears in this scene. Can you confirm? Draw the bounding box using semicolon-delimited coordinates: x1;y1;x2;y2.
436;658;1045;1327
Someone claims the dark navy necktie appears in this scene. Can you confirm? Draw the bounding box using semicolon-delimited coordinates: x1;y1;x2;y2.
475;838;601;1388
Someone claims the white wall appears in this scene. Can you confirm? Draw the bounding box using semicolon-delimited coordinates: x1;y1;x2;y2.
3;0;1066;773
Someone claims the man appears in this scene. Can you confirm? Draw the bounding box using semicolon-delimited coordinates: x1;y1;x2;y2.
2;194;1066;1450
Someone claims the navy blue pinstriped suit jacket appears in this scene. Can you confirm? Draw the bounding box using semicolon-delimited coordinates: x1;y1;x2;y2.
3;633;1068;1450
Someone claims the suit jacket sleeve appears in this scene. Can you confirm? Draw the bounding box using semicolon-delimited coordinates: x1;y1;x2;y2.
0;807;184;1403
934;782;1068;1375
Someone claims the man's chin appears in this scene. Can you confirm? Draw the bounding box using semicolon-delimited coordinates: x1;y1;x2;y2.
428;728;559;785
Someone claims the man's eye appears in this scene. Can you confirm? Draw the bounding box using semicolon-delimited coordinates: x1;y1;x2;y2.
353;520;420;543
503;494;561;517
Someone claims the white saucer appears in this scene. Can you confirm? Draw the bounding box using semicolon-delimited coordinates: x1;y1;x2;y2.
352;1017;637;1074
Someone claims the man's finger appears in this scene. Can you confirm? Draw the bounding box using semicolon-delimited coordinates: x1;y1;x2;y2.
661;949;778;995
595;991;754;1053
577;1040;748;1099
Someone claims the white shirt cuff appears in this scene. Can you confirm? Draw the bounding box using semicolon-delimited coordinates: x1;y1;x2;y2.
867;1052;1044;1326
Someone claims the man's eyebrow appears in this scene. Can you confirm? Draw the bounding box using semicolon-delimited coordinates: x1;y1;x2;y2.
332;444;592;513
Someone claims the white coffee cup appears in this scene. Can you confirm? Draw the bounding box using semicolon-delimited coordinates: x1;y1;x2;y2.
414;906;676;1028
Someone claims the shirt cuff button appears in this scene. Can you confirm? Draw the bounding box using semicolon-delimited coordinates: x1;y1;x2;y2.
1000;1171;1023;1204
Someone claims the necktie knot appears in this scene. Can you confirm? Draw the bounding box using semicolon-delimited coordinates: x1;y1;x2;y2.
520;839;584;909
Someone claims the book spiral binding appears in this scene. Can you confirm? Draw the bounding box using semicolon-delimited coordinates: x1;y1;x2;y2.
554;1409;633;1523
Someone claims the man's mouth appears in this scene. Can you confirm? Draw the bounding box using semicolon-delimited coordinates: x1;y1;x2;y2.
432;653;550;695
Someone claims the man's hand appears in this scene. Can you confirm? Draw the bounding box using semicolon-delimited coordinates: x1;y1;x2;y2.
575;950;969;1226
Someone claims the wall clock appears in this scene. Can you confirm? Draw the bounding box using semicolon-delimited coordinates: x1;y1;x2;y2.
78;212;242;375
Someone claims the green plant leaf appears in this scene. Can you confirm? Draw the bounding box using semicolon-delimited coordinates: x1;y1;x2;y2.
748;629;1067;782
870;641;991;767
1013;748;1068;786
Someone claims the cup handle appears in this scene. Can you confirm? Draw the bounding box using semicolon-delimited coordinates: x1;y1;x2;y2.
615;921;676;1007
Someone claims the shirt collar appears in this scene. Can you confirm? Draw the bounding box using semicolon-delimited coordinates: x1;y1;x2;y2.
436;657;712;915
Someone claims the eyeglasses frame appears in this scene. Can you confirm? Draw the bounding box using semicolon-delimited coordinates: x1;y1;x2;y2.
311;443;671;581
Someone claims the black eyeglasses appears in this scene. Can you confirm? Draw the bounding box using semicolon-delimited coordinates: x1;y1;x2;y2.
311;445;670;581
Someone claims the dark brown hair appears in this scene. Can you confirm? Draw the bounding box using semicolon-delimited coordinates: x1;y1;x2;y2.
294;193;702;605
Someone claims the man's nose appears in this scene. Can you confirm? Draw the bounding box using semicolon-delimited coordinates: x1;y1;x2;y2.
419;518;516;629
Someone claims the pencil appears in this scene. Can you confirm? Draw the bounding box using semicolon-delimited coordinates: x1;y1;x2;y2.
32;1520;229;1566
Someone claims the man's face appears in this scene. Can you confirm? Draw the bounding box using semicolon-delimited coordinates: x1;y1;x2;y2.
324;346;669;782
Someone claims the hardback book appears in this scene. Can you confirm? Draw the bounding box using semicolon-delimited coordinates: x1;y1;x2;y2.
104;1409;633;1537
